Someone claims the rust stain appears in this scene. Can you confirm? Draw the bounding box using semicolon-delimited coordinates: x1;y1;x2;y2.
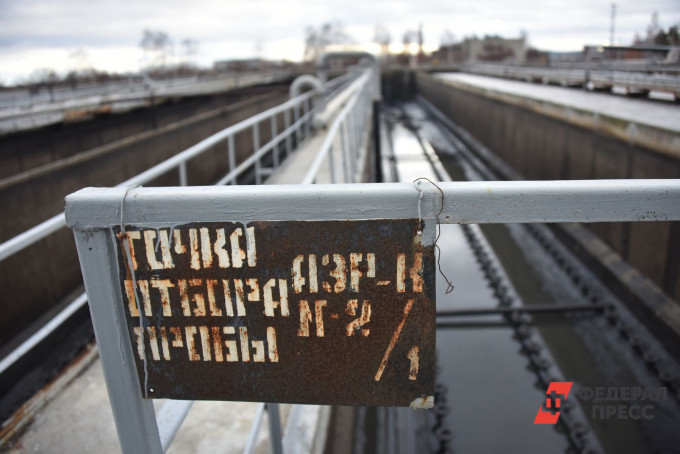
0;344;99;447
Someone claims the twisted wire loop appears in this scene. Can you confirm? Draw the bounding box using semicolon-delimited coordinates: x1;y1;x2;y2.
414;178;455;294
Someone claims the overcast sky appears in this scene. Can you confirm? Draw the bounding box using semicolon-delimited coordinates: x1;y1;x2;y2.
1;0;679;84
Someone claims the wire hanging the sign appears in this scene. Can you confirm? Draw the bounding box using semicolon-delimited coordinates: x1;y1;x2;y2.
414;177;455;294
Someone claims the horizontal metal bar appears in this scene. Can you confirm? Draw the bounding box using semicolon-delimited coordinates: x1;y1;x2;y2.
302;102;354;184
0;213;66;261
0;112;317;387
216;110;313;185
0;72;294;123
0;92;315;262
464;64;680;92
0;90;320;378
315;70;370;127
120;92;314;188
66;180;680;229
157;400;194;452
324;72;355;98
0;292;87;375
437;304;604;317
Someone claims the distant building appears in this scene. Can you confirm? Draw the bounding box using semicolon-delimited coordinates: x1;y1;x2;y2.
547;51;583;63
433;35;527;64
582;45;679;64
213;58;303;73
213;58;265;72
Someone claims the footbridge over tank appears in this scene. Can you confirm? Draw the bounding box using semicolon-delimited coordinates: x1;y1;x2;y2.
2;58;680;454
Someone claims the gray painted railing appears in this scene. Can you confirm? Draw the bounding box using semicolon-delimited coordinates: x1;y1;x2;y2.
0;70;370;376
0;67;376;454
302;68;377;184
463;63;680;96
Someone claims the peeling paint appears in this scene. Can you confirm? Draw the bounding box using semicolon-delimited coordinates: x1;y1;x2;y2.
409;395;434;409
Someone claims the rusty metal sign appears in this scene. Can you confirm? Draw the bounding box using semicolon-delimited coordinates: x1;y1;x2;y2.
114;219;435;407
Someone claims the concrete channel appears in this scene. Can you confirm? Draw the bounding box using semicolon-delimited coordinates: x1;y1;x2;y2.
0;83;292;429
2;70;680;453
342;100;680;453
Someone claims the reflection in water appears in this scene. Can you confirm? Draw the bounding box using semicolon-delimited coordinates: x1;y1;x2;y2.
435;224;570;452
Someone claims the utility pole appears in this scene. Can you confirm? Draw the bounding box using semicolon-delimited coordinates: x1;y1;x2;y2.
610;3;616;46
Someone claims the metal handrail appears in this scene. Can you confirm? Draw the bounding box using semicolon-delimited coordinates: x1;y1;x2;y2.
463;63;680;94
62;176;680;453
0;68;375;263
302;69;375;184
66;180;680;226
0;72;292;119
2;67;376;453
323;71;356;98
0;91;315;262
0;88;317;380
0;72;297;135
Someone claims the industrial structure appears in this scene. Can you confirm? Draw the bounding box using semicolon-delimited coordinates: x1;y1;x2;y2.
1;52;680;453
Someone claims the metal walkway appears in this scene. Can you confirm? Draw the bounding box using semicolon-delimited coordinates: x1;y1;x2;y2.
1;59;379;453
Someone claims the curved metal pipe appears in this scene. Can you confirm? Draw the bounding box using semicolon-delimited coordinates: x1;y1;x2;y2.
289;74;324;99
316;51;380;101
315;51;378;82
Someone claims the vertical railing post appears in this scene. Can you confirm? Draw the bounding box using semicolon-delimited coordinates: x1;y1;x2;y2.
243;404;266;454
304;96;312;137
228;134;236;185
354;101;363;181
70;228;162;454
293;103;301;147
347;113;357;182
340;121;351;183
284;109;292;156
328;144;336;184
271;113;279;168
179;161;188;186
253;123;261;185
267;403;283;454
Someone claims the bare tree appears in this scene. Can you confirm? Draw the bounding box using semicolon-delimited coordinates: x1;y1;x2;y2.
27;68;59;85
440;29;455;46
646;11;662;43
181;39;198;64
402;29;419;53
27;68;60;101
632;12;680;46
65;48;94;87
304;21;352;61
440;29;456;63
402;30;419;67
69;48;91;73
374;24;391;53
304;27;322;61
140;29;173;69
402;31;411;47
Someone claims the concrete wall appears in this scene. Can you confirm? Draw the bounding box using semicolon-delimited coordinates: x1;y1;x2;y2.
0;86;288;349
416;72;680;302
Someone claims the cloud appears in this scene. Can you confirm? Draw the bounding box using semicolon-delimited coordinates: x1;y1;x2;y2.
1;0;679;82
